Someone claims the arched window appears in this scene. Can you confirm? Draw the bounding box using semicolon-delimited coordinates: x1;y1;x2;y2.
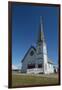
30;51;34;56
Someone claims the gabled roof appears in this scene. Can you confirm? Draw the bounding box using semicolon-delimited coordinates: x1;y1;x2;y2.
48;60;53;64
21;46;36;62
48;57;53;64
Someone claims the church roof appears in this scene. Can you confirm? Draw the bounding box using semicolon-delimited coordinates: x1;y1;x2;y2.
48;60;53;64
21;46;36;62
48;57;54;64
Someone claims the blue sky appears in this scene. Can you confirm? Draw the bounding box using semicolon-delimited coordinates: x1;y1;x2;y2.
12;3;59;69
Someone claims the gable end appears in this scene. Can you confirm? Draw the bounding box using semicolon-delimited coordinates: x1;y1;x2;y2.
21;46;36;62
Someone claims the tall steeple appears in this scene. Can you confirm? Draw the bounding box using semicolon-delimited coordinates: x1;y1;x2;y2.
37;16;44;43
36;17;48;74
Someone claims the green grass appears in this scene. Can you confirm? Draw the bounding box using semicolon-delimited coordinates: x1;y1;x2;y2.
12;73;59;87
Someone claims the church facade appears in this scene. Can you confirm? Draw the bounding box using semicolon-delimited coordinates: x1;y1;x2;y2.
21;17;58;74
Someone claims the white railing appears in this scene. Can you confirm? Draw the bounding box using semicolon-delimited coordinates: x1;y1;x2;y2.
27;68;43;74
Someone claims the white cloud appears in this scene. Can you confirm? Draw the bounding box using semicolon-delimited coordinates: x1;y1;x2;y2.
12;64;18;70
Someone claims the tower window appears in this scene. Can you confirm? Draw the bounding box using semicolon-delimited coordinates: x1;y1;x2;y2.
30;51;34;56
38;47;41;53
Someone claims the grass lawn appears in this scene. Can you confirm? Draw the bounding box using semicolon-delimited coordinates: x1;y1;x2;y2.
12;73;59;87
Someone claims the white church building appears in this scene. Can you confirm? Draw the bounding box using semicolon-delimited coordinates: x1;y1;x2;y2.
21;17;58;74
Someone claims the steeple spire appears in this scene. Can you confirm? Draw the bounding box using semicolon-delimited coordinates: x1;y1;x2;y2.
37;16;44;43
